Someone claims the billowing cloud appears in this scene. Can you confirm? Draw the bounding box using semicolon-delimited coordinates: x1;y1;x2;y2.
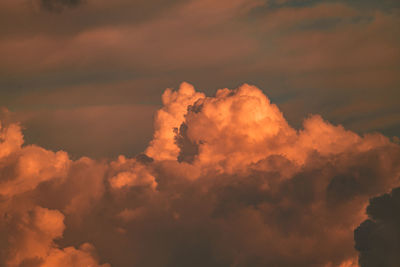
1;205;109;267
1;83;399;266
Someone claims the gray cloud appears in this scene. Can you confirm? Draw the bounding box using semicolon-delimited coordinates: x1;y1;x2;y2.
354;186;400;267
39;0;83;12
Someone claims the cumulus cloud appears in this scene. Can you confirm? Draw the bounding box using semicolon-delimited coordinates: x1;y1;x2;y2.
0;83;399;266
1;206;108;267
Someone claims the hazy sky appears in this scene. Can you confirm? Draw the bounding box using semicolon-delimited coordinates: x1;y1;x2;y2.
1;0;399;158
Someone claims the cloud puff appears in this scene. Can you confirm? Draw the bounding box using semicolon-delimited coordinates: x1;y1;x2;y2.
1;206;108;267
146;82;205;161
1;83;399;266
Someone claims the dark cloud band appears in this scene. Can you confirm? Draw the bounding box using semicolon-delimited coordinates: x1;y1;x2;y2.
40;0;83;12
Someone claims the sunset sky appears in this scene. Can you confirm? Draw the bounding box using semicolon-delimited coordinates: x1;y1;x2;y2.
1;0;399;158
0;0;400;267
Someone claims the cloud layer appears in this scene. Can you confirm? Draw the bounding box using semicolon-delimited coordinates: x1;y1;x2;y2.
1;0;399;158
1;83;399;266
39;0;83;12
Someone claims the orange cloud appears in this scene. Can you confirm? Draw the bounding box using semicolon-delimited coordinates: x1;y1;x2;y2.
1;83;399;266
4;206;108;267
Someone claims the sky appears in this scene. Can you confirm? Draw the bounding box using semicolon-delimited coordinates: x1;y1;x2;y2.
0;0;400;267
0;0;399;158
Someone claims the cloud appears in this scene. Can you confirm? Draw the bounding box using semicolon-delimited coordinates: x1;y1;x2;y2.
1;206;108;267
146;82;205;161
1;0;399;150
354;186;400;267
1;83;400;266
17;104;157;158
39;0;83;12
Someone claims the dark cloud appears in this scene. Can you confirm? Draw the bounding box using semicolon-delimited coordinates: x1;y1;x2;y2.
354;186;400;267
40;0;84;12
39;0;83;12
175;123;199;163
